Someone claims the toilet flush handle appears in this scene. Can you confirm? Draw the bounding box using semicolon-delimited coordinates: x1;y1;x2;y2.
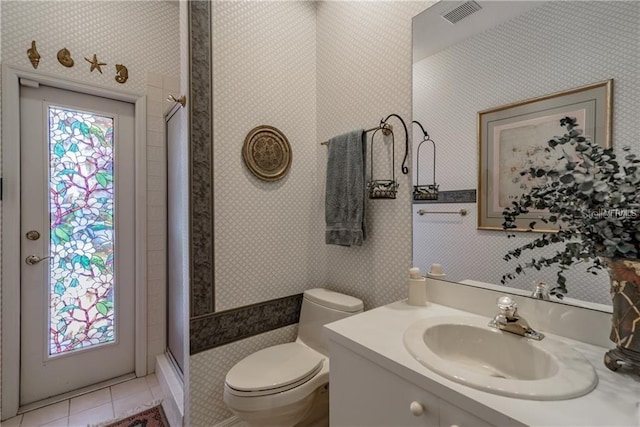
409;401;424;416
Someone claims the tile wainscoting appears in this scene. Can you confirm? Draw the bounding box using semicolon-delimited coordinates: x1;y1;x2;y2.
190;294;303;354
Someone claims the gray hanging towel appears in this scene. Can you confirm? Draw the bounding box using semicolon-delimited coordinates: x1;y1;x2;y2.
325;129;367;246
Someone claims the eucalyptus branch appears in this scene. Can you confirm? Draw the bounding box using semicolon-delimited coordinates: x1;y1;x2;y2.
502;117;640;298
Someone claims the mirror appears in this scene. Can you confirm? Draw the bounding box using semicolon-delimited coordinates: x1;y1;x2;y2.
412;1;639;310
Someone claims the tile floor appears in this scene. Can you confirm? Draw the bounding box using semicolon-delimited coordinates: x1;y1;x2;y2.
2;375;163;427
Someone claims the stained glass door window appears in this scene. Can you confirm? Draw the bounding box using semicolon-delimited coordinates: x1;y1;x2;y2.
48;106;116;356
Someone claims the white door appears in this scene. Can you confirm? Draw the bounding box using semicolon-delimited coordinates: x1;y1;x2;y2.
19;84;135;405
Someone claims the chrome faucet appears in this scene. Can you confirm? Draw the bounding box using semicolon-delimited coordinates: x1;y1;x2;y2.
488;295;544;341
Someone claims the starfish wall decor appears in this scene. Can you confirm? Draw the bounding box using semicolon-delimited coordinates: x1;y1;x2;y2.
84;54;106;74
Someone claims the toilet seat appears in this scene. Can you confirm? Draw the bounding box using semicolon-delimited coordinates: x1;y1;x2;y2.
225;342;324;397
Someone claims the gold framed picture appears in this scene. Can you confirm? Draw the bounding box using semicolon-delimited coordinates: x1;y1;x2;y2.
477;80;613;231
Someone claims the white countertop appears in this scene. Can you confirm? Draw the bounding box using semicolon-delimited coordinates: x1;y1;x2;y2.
324;300;640;427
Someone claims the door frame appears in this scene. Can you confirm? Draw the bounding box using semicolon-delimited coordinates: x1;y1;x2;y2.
1;64;148;418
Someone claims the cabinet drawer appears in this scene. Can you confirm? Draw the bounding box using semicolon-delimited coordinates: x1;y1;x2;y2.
439;399;493;427
331;343;439;426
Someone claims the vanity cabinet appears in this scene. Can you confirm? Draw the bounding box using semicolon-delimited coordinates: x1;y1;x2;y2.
326;300;639;427
330;342;493;427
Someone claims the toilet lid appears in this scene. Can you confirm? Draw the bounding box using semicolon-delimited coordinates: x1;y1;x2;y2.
225;343;323;393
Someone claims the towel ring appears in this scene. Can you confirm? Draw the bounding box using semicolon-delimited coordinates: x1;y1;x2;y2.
367;126;399;199
412;120;439;201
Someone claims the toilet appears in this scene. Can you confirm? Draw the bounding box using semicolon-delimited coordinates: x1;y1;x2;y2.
223;288;364;427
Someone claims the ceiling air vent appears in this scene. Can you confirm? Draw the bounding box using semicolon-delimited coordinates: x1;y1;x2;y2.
442;1;482;24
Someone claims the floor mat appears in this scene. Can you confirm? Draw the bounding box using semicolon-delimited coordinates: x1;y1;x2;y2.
95;404;168;427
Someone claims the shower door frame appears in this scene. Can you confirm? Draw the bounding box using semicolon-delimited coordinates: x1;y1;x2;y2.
1;65;148;419
165;101;187;377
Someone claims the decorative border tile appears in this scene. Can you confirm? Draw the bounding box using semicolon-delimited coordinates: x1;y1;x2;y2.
189;0;215;317
414;189;476;204
190;294;303;355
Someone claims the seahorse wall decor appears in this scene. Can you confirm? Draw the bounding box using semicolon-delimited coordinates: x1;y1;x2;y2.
115;64;129;84
27;40;40;69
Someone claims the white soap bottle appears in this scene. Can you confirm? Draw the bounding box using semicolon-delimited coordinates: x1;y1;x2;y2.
407;267;427;306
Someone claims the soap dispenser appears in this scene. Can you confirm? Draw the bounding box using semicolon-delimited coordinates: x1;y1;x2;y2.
407;267;427;306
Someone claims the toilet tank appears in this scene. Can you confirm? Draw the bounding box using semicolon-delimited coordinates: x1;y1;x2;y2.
297;288;363;356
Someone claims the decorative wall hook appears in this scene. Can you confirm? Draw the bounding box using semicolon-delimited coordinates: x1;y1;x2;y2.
56;48;74;67
27;41;41;69
115;64;129;84
380;114;409;174
167;94;186;107
85;54;106;74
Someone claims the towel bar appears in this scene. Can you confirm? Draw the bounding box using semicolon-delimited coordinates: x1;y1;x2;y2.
417;209;467;216
321;114;410;175
320;124;392;145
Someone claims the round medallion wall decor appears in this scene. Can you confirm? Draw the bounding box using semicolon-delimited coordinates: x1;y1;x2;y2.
242;125;292;182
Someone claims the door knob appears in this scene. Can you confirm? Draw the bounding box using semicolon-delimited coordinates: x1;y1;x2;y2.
25;255;49;265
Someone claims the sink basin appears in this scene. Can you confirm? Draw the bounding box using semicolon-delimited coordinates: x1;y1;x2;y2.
403;316;597;400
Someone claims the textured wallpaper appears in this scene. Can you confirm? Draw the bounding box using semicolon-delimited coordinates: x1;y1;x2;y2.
189;1;431;425
1;1;180;94
317;1;432;310
412;1;639;305
190;325;298;426
211;1;320;311
189;2;317;425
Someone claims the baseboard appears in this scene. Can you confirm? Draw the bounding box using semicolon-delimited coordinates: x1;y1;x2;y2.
18;373;136;414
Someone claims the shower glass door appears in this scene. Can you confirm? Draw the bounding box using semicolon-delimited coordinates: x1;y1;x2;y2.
166;102;187;374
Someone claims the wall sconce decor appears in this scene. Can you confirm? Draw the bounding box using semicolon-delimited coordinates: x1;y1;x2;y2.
412;120;439;201
27;40;41;69
57;48;74;67
367;126;399;199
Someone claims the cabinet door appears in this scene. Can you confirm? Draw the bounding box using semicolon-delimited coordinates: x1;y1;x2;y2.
330;343;439;426
439;399;494;427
